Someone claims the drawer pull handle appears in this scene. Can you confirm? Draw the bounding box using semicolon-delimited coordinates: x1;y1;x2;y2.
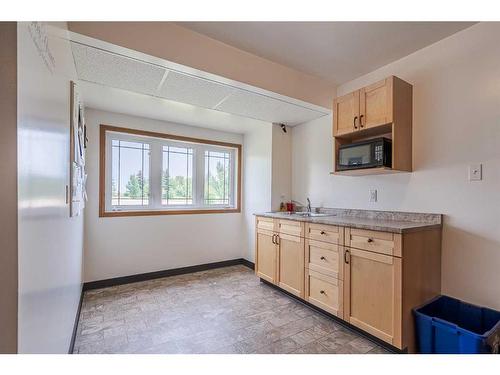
320;290;326;295
320;231;326;235
367;238;374;243
320;256;326;260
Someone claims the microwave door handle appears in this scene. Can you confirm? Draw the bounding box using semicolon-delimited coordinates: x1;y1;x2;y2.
372;142;377;167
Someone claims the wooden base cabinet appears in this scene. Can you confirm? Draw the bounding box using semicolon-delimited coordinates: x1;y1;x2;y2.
255;217;304;297
344;248;402;348
255;217;277;283
255;228;277;284
305;239;343;279
304;223;344;317
343;227;442;352
278;233;305;298
255;216;441;353
305;269;343;317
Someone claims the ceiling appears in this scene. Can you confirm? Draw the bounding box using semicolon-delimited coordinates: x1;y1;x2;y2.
79;81;271;134
71;42;330;127
179;22;475;85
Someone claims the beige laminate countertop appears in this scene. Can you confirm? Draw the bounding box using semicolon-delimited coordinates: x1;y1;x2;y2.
255;211;442;234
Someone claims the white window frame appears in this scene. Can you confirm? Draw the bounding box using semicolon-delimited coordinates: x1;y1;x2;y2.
100;125;241;216
160;140;197;208
201;144;236;209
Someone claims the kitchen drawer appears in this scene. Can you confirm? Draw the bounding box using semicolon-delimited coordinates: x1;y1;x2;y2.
278;219;303;237
305;223;343;245
305;239;343;280
306;269;343;317
256;216;275;232
346;228;401;257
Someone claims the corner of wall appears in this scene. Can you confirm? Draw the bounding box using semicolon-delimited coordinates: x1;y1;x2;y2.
242;124;273;262
271;123;292;210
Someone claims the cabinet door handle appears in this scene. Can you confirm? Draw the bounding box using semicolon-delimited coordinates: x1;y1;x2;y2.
359;114;364;128
275;235;280;245
320;230;326;235
272;234;276;244
320;290;326;295
344;249;350;264
320;256;326;260
353;116;358;129
367;238;374;243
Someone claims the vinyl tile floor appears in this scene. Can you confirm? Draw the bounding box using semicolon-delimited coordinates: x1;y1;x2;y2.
73;265;391;354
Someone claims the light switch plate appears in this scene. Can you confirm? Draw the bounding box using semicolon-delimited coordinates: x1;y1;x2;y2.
369;189;378;202
469;164;482;181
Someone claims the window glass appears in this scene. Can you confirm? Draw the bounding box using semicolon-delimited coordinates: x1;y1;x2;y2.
204;150;231;206
104;127;239;215
162;146;193;205
111;140;150;206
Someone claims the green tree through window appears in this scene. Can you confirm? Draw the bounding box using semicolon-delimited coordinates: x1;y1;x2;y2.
162;170;192;204
107;128;238;212
205;160;230;204
125;171;149;201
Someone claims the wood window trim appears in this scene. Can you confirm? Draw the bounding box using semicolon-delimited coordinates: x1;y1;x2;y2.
99;124;242;217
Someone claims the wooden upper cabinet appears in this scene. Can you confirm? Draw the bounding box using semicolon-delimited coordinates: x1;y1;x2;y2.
332;76;413;175
333;76;411;137
359;77;393;129
333;91;359;136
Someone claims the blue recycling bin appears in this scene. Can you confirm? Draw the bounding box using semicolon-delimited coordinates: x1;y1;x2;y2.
413;295;500;354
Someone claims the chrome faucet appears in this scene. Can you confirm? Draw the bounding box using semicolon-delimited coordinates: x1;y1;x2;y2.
306;198;312;213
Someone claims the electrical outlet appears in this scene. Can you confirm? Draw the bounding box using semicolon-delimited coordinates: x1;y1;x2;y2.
469;164;482;181
369;189;378;203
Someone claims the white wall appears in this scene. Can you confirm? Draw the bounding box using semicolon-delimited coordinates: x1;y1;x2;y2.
242;125;273;262
271;124;292;211
292;22;500;310
17;22;84;353
84;109;250;281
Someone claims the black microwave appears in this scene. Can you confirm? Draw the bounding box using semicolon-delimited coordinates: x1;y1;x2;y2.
337;137;392;171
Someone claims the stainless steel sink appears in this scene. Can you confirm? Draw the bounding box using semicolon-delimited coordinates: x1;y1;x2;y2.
266;211;336;218
291;212;335;218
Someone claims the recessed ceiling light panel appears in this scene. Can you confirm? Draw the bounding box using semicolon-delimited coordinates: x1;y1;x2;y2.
71;42;166;96
158;71;235;109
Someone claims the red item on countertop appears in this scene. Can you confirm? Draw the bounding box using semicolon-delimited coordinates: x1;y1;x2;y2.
286;202;295;212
